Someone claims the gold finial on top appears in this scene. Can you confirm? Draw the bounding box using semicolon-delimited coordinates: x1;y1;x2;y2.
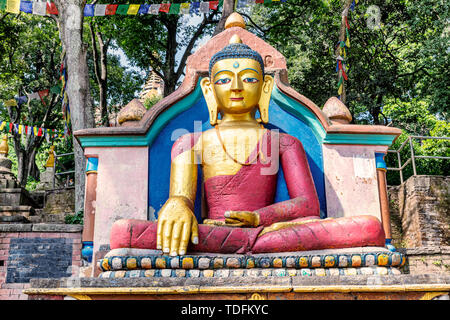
0;136;8;157
225;12;246;30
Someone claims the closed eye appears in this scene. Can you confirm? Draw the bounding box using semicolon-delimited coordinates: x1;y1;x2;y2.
243;77;259;83
214;78;231;85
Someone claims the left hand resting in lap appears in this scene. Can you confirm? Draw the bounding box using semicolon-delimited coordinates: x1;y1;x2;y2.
223;211;260;227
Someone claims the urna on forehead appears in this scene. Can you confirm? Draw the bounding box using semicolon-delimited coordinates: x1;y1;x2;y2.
208;35;265;76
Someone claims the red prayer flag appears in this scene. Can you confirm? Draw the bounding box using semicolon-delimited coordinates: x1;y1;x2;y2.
105;4;118;15
38;128;43;137
159;3;171;12
345;16;350;29
38;89;49;106
9;123;13;132
209;1;219;10
46;2;58;15
338;60;342;70
256;0;264;3
342;69;348;80
38;89;49;98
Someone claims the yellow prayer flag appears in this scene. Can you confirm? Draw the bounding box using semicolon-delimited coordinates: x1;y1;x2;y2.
346;37;350;48
18;124;22;134
338;84;343;95
6;0;20;14
180;3;190;14
0;122;6;131
355;0;359;4
4;99;17;107
33;127;38;136
127;4;140;15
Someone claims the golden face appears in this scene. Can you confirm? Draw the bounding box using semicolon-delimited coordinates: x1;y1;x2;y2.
210;58;264;115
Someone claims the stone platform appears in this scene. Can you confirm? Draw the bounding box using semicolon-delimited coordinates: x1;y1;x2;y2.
24;274;450;300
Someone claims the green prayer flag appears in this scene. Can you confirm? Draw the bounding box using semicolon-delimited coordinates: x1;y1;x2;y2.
50;85;61;95
116;4;130;15
337;76;343;87
169;3;180;14
264;0;273;3
0;0;6;10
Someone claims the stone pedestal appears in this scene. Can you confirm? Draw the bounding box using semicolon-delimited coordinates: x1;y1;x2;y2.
95;247;407;281
35;167;56;190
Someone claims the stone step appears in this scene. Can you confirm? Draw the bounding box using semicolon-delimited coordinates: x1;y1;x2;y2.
0;205;35;217
0;178;18;189
0;188;37;207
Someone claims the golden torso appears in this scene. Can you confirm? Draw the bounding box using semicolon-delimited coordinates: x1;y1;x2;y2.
199;124;266;181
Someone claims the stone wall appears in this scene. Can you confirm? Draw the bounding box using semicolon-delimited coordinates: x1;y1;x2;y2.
0;223;82;300
400;247;450;275
388;175;450;248
388;175;450;275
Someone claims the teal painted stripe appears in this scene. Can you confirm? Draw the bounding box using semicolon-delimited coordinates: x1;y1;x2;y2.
271;86;326;143
78;82;203;148
78;135;148;147
323;133;397;146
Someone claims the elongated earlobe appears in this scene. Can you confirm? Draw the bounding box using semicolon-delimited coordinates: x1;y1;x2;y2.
258;75;274;123
200;77;219;126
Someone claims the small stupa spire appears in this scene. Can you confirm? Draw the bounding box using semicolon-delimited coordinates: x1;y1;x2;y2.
225;12;246;30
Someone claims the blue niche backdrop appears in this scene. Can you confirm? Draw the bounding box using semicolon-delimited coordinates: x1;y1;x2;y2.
148;80;327;222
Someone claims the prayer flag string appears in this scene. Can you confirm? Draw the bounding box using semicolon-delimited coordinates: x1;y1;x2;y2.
336;0;357;99
0;120;66;141
1;0;287;17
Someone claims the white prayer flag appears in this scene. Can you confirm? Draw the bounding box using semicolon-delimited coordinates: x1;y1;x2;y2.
32;2;47;16
94;4;107;16
27;92;40;101
199;2;209;13
149;4;160;15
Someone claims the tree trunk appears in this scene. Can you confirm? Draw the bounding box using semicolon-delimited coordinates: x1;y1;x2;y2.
54;0;95;214
89;21;109;127
164;19;178;96
213;0;236;36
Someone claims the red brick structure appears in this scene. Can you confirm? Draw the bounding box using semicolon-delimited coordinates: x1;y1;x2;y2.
0;224;82;300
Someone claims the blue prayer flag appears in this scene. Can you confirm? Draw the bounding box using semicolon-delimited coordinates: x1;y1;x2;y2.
20;0;32;13
84;4;95;16
190;2;200;15
138;4;150;14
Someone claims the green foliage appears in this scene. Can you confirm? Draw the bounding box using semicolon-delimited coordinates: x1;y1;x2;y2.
248;0;449;122
143;95;162;110
65;210;84;225
248;0;449;183
383;99;450;184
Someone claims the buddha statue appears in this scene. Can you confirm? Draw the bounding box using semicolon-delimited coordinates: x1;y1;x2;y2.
110;35;385;256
